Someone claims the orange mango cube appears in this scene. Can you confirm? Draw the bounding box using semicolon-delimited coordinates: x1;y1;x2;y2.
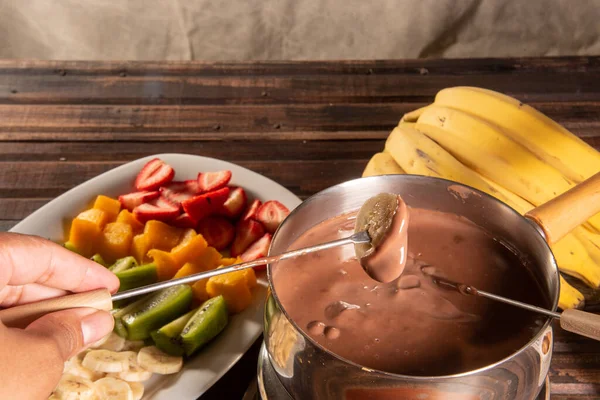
206;267;257;314
177;228;197;246
191;278;210;304
144;221;182;251
147;249;179;281
196;247;223;271
116;209;144;234
132;234;152;263
101;222;133;263
93;195;121;222
171;235;208;267
174;261;208;279
68;209;108;257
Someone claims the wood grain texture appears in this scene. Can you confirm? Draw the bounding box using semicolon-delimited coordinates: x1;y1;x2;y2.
1;57;599;400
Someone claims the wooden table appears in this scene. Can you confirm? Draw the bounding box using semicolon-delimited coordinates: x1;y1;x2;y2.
1;57;600;399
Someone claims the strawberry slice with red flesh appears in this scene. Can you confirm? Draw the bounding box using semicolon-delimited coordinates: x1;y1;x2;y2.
182;187;230;222
197;170;232;193
221;187;247;219
135;158;175;191
133;196;180;223
230;218;265;256
184;179;202;194
160;182;195;207
241;233;273;269
118;191;160;211
256;201;290;233
240;199;262;221
197;216;235;250
171;213;198;229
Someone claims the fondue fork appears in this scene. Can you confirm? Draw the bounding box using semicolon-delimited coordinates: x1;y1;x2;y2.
430;275;600;342
0;231;371;329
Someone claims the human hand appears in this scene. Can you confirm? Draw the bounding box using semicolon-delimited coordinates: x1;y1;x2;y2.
0;232;119;400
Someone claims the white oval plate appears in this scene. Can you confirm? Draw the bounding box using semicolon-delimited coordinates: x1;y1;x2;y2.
10;153;302;400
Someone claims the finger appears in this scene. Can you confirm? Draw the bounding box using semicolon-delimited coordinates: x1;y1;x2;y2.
0;284;67;307
0;233;119;293
25;307;114;360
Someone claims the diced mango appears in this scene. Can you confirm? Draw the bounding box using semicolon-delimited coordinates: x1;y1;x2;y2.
174;261;208;279
101;222;133;263
171;235;208;267
147;249;179;281
144;221;183;251
93;195;121;222
196;247;223;271
220;256;241;267
132;234;152;263
68;209;109;257
206;267;257;314
177;228;197;246
191;278;210;304
116;209;144;234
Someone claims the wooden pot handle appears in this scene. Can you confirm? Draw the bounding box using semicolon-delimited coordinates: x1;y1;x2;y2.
560;309;600;341
0;289;113;329
526;171;600;245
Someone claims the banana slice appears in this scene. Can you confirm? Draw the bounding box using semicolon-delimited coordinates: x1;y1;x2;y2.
137;346;183;375
118;351;152;382
127;381;144;400
94;332;126;352
122;340;146;352
94;377;133;400
53;373;96;400
83;350;130;373
64;351;105;381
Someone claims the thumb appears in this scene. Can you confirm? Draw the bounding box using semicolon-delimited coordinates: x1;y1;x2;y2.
26;308;114;360
0;308;113;400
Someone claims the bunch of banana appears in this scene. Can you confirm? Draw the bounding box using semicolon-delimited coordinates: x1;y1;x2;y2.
363;87;600;310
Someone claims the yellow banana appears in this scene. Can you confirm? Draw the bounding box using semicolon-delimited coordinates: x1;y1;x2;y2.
382;124;589;307
434;86;600;183
399;106;429;124
362;152;405;177
414;105;600;233
559;275;585;310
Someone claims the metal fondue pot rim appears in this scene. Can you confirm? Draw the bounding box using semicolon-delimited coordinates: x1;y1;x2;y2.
266;174;560;381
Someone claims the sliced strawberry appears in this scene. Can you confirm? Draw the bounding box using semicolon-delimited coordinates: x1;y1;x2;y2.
118;190;160;211
197;170;232;192
221;187;247;219
160;182;195;207
171;213;198;229
256;201;290;233
241;233;272;269
182;187;230;222
133;196;179;223
240;199;262;221
135;158;175;191
230;218;265;256
197;216;235;250
184;179;202;194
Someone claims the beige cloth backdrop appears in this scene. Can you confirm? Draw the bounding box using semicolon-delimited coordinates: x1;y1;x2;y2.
0;0;599;60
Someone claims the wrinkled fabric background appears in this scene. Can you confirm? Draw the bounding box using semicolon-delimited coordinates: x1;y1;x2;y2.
0;0;598;60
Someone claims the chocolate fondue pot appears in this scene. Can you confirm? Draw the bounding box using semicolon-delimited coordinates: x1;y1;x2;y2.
263;174;600;400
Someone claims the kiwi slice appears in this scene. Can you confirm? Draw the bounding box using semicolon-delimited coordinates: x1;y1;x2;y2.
151;308;198;356
115;263;158;292
180;295;229;356
121;285;193;341
64;241;80;254
90;253;108;267
113;297;147;338
109;256;138;273
354;193;398;260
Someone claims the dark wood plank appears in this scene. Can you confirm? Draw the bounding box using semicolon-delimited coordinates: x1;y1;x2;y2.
0;140;384;162
1;72;600;105
0;102;598;142
0;220;17;232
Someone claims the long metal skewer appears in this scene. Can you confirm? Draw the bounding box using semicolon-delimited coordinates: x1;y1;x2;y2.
111;231;371;302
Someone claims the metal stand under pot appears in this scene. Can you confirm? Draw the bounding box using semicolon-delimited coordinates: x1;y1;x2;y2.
242;342;550;400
